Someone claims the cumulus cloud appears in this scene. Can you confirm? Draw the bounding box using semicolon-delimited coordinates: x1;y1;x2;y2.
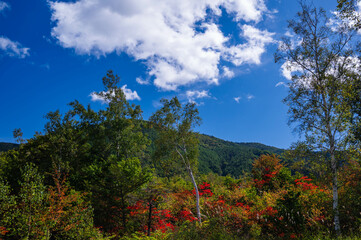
0;36;29;58
222;66;235;78
50;0;274;91
90;85;141;103
90;92;106;103
280;60;304;80
186;90;210;103
223;25;274;66
121;84;141;100
280;56;361;89
234;96;241;103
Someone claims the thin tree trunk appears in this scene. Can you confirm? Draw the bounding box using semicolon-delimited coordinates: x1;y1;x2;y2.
187;166;201;224
175;147;202;224
147;200;152;236
121;195;127;232
331;152;341;236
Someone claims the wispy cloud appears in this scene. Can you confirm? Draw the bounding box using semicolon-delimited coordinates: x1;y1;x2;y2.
234;96;241;103
275;81;287;87
0;36;29;58
247;94;255;100
90;85;141;103
0;1;9;13
136;77;150;85
222;66;235;78
186;90;210;103
50;0;274;91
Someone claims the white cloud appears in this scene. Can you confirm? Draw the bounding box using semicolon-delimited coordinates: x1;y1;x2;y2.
0;1;9;12
280;60;304;80
247;94;255;100
234;96;241;103
223;25;274;66
280;56;361;89
223;0;267;22
222;66;235;78
90;85;141;103
50;0;273;91
121;84;141;100
186;90;210;103
0;36;29;58
90;92;106;103
136;77;150;85
275;81;287;87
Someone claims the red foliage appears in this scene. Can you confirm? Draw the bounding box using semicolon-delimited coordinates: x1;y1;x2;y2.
235;202;251;210
294;176;318;191
192;182;213;197
0;226;9;236
252;155;283;190
178;209;197;222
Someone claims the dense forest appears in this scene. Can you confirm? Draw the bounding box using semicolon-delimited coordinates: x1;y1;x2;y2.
0;136;283;178
2;1;361;239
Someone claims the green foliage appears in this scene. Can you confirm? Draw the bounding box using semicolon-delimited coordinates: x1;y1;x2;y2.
150;96;202;223
2;65;361;239
0;177;17;237
0;142;18;152
16;163;47;239
275;2;360;234
198;134;283;177
150;97;201;177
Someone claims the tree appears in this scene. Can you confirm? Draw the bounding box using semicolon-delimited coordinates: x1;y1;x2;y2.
150;97;202;223
275;2;359;235
337;0;361;29
16;163;47;239
337;0;361;145
7;70;151;235
0;177;17;238
107;157;152;233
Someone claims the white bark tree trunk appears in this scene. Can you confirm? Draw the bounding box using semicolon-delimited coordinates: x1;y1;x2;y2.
187;165;201;224
331;153;341;235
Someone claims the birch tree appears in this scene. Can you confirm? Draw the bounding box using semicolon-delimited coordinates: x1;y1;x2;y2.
150;97;202;223
275;2;359;235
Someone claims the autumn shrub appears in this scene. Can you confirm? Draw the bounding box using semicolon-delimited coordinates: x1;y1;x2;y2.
0;164;106;240
252;155;285;192
339;159;361;233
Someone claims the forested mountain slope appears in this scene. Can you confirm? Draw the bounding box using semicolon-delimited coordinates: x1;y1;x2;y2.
197;134;283;177
0;142;18;152
0;134;283;177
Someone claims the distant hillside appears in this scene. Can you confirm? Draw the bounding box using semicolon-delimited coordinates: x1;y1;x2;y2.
0;133;283;177
0;142;18;152
197;134;283;177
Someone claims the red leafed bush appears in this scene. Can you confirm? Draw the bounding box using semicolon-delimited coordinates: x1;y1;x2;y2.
192;182;213;197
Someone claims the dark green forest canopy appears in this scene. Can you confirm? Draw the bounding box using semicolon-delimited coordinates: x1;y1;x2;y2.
0;131;283;178
197;134;283;177
0;142;18;152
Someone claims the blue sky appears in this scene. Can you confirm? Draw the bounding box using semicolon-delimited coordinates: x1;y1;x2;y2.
0;0;337;148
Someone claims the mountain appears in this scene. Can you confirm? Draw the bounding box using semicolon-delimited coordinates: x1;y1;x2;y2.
0;142;19;152
0;134;283;177
197;134;283;177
